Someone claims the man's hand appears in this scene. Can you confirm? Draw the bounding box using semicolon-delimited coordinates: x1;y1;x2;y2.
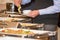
27;10;39;18
14;0;22;7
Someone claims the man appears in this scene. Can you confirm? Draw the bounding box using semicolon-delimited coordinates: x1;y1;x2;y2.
14;0;60;40
14;0;60;30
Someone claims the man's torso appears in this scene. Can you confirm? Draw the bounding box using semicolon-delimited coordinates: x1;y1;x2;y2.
21;0;59;25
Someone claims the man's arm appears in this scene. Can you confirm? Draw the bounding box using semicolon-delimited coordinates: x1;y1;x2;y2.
26;0;60;18
14;0;22;7
39;0;60;15
21;0;31;5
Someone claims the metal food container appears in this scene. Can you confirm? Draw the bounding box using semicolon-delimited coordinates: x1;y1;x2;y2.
8;14;32;23
17;23;44;30
0;28;50;40
6;3;15;12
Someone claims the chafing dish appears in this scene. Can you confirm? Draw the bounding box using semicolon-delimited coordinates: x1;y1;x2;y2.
0;28;56;40
0;28;50;37
6;11;17;14
0;17;31;22
18;23;44;30
9;14;30;18
6;3;15;12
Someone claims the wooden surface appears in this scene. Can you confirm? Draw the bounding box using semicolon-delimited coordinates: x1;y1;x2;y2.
0;22;19;28
0;13;9;17
58;27;60;40
0;4;6;10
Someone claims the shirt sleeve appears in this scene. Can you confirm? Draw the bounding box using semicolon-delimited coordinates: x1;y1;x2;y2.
39;0;60;15
21;0;31;5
